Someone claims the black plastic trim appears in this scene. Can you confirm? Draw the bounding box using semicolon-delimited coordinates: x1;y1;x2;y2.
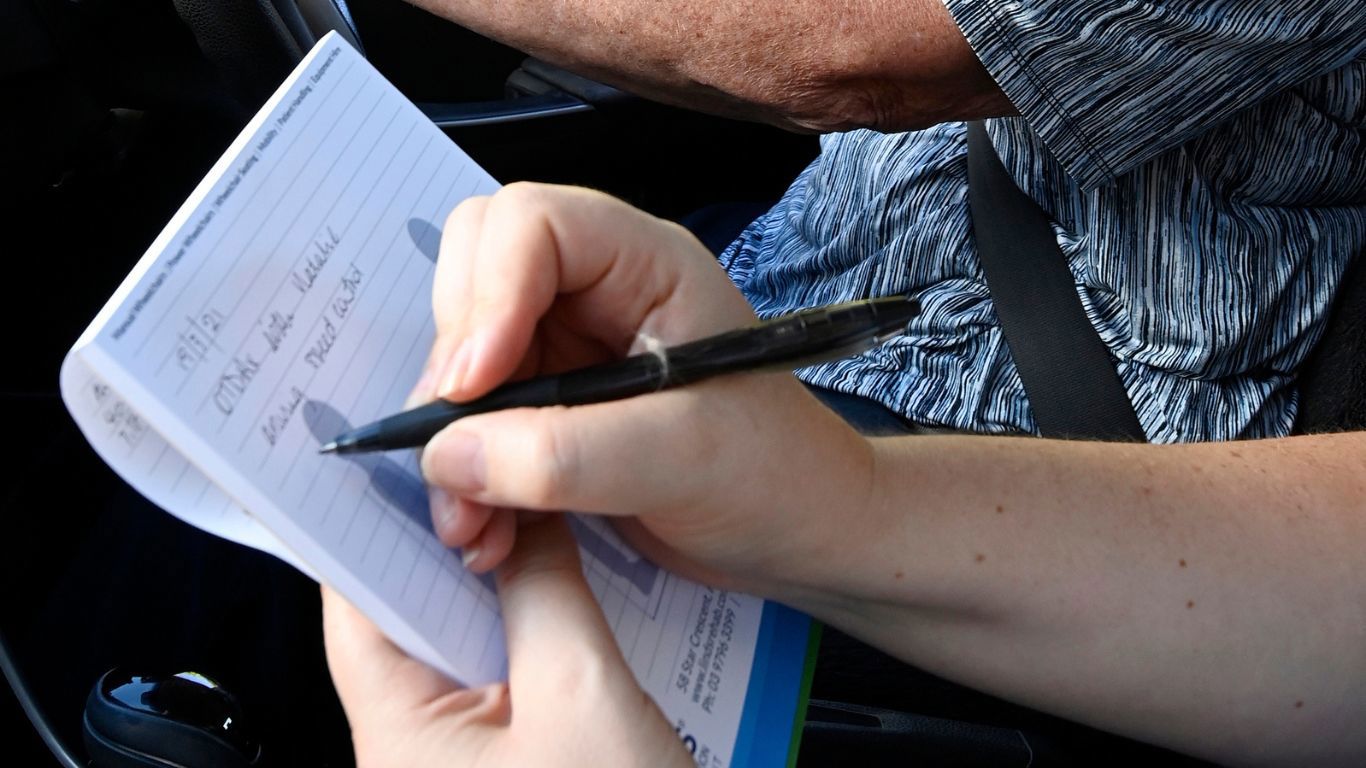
418;92;593;128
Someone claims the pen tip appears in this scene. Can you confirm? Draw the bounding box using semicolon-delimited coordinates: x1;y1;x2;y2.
318;441;338;454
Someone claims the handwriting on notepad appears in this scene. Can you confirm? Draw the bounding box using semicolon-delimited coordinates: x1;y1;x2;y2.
88;379;150;450
258;258;363;446
212;355;265;415
303;263;363;371
207;225;361;417
261;311;295;353
289;226;340;294
262;385;308;447
174;309;228;372
330;263;363;322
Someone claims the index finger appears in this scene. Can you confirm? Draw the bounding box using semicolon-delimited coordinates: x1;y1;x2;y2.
435;183;705;401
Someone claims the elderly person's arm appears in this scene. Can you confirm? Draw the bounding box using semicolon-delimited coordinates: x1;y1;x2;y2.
408;0;1014;131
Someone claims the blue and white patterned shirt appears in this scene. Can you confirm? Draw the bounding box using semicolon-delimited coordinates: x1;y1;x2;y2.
722;1;1366;443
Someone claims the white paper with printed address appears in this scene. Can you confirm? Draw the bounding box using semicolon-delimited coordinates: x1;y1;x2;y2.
61;33;813;768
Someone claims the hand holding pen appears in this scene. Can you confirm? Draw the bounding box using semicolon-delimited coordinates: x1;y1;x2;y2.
323;295;916;454
359;184;905;587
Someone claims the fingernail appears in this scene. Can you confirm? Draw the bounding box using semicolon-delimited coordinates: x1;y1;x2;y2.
411;364;439;404
461;546;481;569
432;430;486;493
437;338;475;398
429;486;456;535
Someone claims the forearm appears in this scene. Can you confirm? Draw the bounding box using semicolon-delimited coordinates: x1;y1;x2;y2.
407;0;1012;131
781;432;1366;766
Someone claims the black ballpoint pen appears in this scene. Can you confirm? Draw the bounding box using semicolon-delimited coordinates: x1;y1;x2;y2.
319;294;918;455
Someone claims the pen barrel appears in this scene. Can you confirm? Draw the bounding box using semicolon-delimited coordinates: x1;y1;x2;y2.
656;297;917;382
361;355;666;451
552;354;669;404
336;295;918;453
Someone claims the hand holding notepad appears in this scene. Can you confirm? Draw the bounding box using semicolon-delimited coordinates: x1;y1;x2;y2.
324;516;697;768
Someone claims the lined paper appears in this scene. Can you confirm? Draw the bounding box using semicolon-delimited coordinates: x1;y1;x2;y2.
62;34;771;763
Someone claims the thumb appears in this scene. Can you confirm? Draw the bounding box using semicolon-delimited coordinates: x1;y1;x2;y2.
419;381;737;517
495;517;629;705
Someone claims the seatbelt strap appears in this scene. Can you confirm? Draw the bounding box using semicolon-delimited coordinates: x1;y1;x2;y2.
965;121;1146;441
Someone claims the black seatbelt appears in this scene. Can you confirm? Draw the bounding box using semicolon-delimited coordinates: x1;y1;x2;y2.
965;121;1146;441
1293;247;1366;434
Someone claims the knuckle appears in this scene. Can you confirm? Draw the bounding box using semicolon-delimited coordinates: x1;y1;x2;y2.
488;182;549;224
530;637;613;703
515;409;580;508
561;649;613;698
494;180;550;210
494;550;563;591
443;195;486;236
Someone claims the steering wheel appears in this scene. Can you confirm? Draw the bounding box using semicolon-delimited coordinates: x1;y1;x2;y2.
171;0;625;128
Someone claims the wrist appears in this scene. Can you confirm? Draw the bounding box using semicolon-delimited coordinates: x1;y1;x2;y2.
738;405;884;608
759;434;966;628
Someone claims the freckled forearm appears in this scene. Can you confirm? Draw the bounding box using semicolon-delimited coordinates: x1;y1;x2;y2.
781;432;1366;766
407;0;1013;131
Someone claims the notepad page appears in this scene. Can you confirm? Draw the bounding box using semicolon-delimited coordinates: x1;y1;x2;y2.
67;35;775;763
71;34;502;679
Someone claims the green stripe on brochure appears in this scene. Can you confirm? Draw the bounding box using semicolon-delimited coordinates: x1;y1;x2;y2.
786;621;822;768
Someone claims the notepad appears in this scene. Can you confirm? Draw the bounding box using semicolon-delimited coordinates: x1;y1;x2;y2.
61;33;814;767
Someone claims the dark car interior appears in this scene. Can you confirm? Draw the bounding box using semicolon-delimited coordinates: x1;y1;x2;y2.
4;1;1363;766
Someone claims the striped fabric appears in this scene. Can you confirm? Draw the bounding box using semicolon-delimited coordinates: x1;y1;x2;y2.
720;2;1366;443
